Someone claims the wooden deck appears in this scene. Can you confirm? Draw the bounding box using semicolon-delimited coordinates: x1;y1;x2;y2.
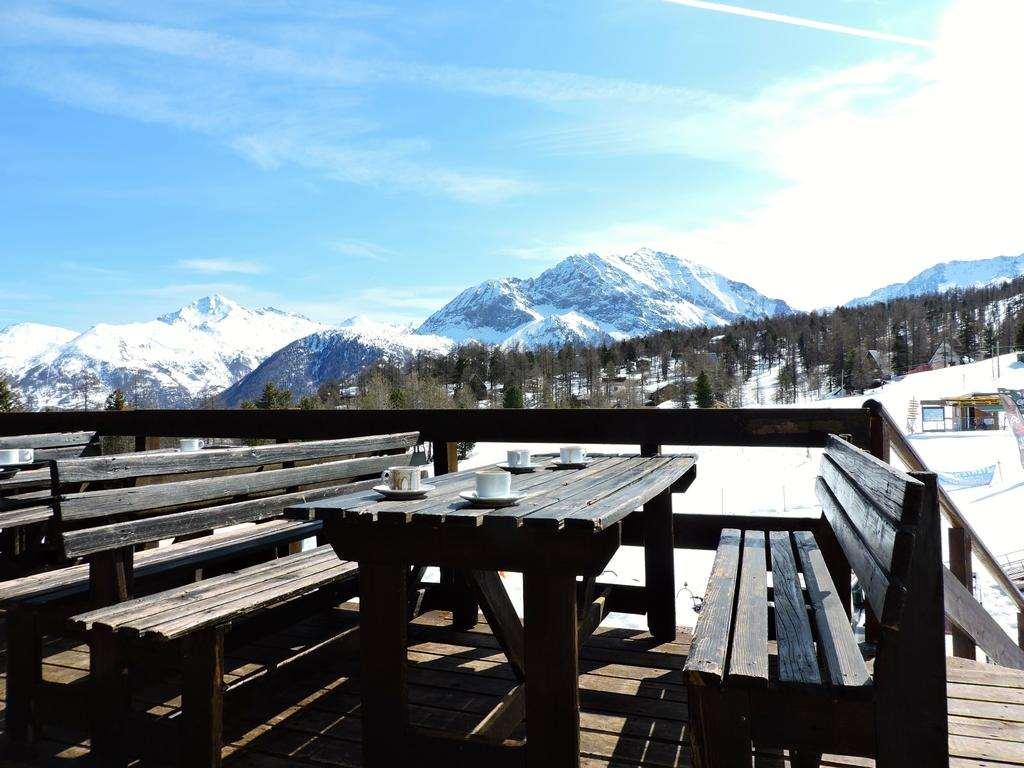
0;603;1022;767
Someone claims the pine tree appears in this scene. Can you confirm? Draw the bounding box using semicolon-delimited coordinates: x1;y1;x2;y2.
694;370;714;408
891;323;910;376
241;382;293;410
1015;317;1024;353
958;311;978;359
104;388;128;411
0;379;18;413
502;383;524;409
297;395;322;410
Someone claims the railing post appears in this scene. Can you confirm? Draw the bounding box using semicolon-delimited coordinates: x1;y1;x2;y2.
431;441;478;630
864;403;888;645
948;526;977;659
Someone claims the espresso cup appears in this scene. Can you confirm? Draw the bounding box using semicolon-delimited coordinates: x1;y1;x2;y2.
476;469;511;499
0;448;32;466
179;438;205;453
382;465;429;491
560;445;586;464
507;449;531;468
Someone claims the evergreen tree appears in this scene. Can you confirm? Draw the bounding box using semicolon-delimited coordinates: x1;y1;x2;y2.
694;370;714;408
241;382;293;410
297;395;322;410
1015;316;1024;352
0;379;19;413
104;388;128;411
891;323;910;376
502;383;524;409
958;311;978;359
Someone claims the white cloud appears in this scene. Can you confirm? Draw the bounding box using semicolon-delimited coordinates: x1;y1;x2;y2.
513;0;1024;309
328;240;394;262
178;258;266;275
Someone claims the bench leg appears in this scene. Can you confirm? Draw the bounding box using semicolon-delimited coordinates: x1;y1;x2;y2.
6;606;41;745
90;625;130;768
688;687;751;768
181;628;225;768
644;488;676;641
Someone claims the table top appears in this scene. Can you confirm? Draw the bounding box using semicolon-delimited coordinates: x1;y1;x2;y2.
290;453;696;534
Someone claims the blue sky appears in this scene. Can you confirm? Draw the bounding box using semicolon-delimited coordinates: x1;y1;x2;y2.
2;0;1021;330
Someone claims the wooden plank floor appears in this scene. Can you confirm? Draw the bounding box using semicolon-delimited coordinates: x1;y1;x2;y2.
0;603;1022;766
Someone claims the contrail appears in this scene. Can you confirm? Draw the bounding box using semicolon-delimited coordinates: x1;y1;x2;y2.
662;0;934;49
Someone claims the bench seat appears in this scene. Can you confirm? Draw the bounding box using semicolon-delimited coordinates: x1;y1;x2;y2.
70;544;356;639
686;527;870;694
0;518;321;606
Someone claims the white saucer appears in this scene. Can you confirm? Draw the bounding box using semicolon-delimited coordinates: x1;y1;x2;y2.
458;490;526;508
373;483;435;500
551;458;594;469
497;464;538;474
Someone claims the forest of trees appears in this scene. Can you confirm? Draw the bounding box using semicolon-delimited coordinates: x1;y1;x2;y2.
5;276;1024;413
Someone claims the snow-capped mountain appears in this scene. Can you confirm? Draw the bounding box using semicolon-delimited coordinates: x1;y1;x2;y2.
10;295;326;408
221;317;452;406
418;248;792;347
0;323;78;375
846;254;1024;307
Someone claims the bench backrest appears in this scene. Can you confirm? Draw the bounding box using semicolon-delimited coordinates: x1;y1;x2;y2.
815;434;925;631
52;432;419;560
0;431;100;462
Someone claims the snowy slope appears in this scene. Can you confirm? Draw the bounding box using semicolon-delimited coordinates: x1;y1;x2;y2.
221;316;452;406
847;253;1024;307
14;295;326;408
0;323;77;375
418;248;792;347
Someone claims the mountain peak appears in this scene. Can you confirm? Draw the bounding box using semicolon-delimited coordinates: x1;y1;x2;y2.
418;247;792;347
159;294;243;325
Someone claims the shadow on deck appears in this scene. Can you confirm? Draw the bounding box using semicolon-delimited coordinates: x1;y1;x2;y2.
0;603;1019;767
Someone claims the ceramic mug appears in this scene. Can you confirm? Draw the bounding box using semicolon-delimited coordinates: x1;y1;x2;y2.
506;449;531;468
382;465;430;491
179;438;205;453
476;469;512;499
560;445;586;464
0;448;33;465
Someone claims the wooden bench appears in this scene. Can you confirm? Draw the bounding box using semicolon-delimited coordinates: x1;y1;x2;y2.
684;435;947;767
2;432;418;758
0;431;100;568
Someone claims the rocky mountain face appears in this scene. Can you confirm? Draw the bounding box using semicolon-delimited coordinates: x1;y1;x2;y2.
417;248;793;347
846;254;1024;307
220;317;452;406
4;295;326;409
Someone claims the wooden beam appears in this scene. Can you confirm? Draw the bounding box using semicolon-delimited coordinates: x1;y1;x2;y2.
621;512;821;550
471;685;526;744
948;526;977;659
0;407;872;448
944;566;1024;670
465;570;525;680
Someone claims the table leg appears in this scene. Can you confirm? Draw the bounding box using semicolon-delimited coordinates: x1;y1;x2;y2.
359;561;409;767
524;570;579;768
644;487;676;641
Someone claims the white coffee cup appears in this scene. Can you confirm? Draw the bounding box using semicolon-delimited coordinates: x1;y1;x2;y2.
0;448;32;466
560;445;586;464
382;465;430;491
507;449;531;468
476;469;512;499
179;438;205;453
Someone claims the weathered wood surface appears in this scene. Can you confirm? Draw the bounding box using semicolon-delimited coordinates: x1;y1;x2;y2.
824;434;920;525
768;531;820;687
62;479;375;557
73;545;357;640
0;406;873;447
56;453;409;522
684;528;741;685
0;431;97;449
300;455;696;533
944;566;1024;671
727;530;768;686
793;530;871;690
1;518;320;606
56;433;418;483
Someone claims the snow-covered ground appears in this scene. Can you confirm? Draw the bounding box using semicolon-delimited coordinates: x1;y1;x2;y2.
456;352;1024;659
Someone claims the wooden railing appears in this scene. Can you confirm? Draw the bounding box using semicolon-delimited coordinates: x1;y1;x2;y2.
866;399;1024;669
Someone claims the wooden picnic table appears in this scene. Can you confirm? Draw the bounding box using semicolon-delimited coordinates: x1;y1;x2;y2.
291;452;697;768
